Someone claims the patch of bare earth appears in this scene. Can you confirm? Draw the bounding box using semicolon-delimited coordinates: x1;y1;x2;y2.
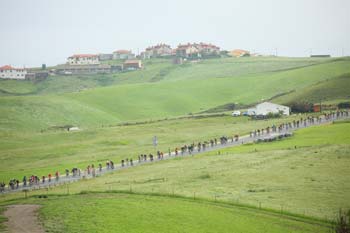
4;205;44;233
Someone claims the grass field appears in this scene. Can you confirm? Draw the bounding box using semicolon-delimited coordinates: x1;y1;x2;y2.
2;120;349;220
274;73;350;104
1;193;331;233
0;114;309;181
0;57;349;232
0;57;349;132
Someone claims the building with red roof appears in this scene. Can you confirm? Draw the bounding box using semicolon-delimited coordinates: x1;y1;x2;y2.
176;42;220;59
230;49;250;57
123;60;143;70
143;44;172;58
0;65;27;80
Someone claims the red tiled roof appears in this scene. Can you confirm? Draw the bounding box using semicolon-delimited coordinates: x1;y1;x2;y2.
146;44;171;50
0;65;25;71
69;54;98;58
114;50;131;54
231;49;250;56
0;65;15;70
124;60;140;64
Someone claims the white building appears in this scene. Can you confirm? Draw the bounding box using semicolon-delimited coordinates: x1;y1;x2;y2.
67;54;100;65
0;65;27;80
247;102;290;116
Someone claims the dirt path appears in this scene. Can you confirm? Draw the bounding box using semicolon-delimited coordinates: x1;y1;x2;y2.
4;205;44;233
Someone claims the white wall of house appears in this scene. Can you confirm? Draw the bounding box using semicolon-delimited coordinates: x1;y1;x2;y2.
0;67;27;80
67;56;100;65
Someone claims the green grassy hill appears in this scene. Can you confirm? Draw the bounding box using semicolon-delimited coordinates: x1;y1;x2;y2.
274;73;350;104
1;120;349;220
0;57;349;232
0;57;349;132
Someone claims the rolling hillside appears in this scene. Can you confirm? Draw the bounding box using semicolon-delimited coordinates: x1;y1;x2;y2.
0;57;349;132
274;73;350;104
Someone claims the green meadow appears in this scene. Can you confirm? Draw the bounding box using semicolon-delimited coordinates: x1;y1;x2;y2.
0;114;308;181
0;56;350;232
1;121;349;220
2;193;329;233
0;57;349;132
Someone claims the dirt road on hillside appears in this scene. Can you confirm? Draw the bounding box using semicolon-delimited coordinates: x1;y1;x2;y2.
4;205;44;233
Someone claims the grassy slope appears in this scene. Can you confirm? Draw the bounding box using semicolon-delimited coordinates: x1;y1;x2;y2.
2;120;349;219
1;58;349;132
0;194;328;233
0;115;309;181
274;73;350;104
0;57;325;96
41;194;330;233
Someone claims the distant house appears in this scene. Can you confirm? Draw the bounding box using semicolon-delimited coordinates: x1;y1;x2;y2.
123;60;142;70
230;49;250;57
247;102;290;116
0;65;27;80
113;50;135;60
98;53;113;61
143;44;172;58
176;42;220;59
195;42;220;57
67;54;100;65
176;43;200;59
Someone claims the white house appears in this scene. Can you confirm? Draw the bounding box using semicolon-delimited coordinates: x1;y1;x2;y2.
0;65;27;80
67;54;100;65
247;102;290;116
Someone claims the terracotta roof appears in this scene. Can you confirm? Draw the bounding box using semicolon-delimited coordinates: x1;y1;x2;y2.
146;44;171;50
114;50;131;54
231;49;250;56
0;65;15;70
124;60;140;64
177;42;220;50
0;65;24;70
69;54;98;58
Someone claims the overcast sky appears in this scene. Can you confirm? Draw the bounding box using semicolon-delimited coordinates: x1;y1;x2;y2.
0;0;349;67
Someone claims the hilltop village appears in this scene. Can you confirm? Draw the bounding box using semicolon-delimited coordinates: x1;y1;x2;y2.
0;43;252;80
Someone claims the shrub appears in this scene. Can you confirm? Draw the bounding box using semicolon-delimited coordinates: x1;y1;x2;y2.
289;102;314;113
338;102;350;109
